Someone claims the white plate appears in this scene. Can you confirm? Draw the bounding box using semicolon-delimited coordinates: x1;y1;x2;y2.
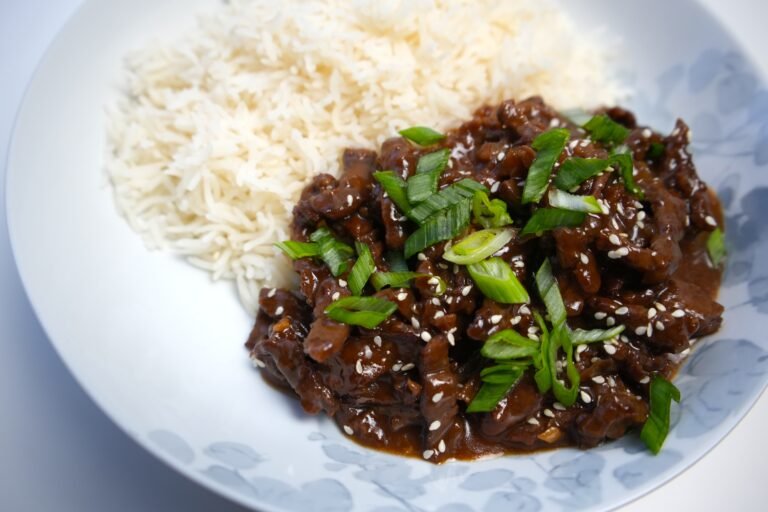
7;0;768;510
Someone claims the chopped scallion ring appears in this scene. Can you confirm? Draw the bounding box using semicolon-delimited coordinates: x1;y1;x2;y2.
583;114;629;146
348;242;376;295
274;241;320;259
707;227;726;266
443;228;514;265
520;208;586;237
309;227;354;277
548;189;604;214
640;376;681;454
325;296;397;329
467;257;530;304
522;128;570;204
399;126;445;146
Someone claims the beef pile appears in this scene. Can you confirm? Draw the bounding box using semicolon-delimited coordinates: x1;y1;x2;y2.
246;97;723;462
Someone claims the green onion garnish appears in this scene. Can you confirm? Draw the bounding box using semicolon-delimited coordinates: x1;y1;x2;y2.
348;242;376;295
274;241;320;259
481;329;540;360
533;311;552;393
522;128;570;204
409;179;486;224
640;376;681;454
520;208;586;237
369;271;446;295
466;257;530;304
404;199;472;258
535;259;567;327
570;325;625;344
309;227;355;277
548;189;604;214
647;141;665;160
466;366;525;413
416;148;451;175
443;228;514;265
373;171;412;217
407;149;451;204
553;157;611;191
547;323;580;406
610;151;644;198
707;227;726;266
324;296;397;329
473;190;513;228
583;114;630;146
399;126;446;146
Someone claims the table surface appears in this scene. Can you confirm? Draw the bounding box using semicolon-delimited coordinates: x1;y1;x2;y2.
1;1;766;510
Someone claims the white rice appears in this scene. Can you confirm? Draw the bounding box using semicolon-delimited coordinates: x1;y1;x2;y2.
106;0;626;314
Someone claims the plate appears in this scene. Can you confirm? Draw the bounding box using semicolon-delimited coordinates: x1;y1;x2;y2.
6;0;768;510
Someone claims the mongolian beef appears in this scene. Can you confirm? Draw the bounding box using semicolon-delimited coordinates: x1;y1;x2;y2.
246;96;726;462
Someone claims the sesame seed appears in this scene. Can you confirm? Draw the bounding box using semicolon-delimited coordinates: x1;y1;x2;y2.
528;334;540;341
615;306;629;315
617;247;629;256
604;343;617;355
519;305;531;315
617;203;625;215
431;298;441;306
396;292;408;301
594;311;607;320
646;323;654;337
606;316;616;327
611;218;621;230
267;288;277;298
511;315;522;325
672;309;685;318
392;363;403;372
642;128;652;139
447;332;455;345
607;250;622;259
527;417;541;426
513;260;525;268
609;234;621;246
580;390;593;404
576;345;588;354
420;331;432;342
705;215;717;227
429;420;441;431
461;285;472;296
639;376;650;384
637;211;646;221
373;335;382;347
491;181;500;193
434;311;445;319
346;194;354;206
251;356;266;368
401;363;415;371
343;425;354;435
355;359;363;374
655;321;665;331
331;292;340;301
422;450;433;459
364;346;373;358
592;376;606;384
432;392;444;403
428;277;439;286
655;302;667;312
417;253;427;261
543;408;555;418
275;306;285;315
438;440;446;453
338;279;347;287
607;376;617;387
634;325;647;336
579;252;589;264
553;402;566;411
411;317;420;329
647;308;657;319
620;335;629;343
446;297;454;304
490;314;502;325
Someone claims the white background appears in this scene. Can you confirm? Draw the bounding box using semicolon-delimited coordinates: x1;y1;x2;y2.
0;1;765;510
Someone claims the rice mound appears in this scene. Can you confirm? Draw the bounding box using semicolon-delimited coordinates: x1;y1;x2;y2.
107;0;626;313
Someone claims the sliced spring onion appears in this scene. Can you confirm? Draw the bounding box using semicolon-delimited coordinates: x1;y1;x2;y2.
481;329;540;360
479;363;531;384
647;141;665;160
384;250;408;272
571;325;626;344
399;126;445;146
466;257;530;304
548;189;604;214
409;179;486;224
520;208;586;237
274;241;320;259
707;227;726;266
522;128;570;204
407;170;440;204
535;259;566;327
370;271;422;290
640;376;681;454
532;311;552;393
404;199;472;258
309;227;354;277
553;158;612;191
473;190;513;228
583;114;630;146
348;242;376;295
443;228;515;265
324;296;397;329
610;152;644;198
548;323;580;406
374;171;412;216
466;367;524;413
416;148;451;175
